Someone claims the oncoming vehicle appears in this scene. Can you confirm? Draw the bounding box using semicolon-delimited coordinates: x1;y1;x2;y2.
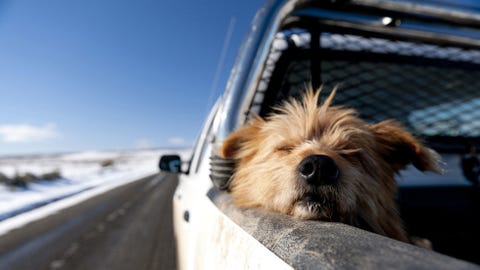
161;0;480;269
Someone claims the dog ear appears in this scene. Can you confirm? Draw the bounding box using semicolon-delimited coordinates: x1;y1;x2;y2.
220;119;263;159
370;120;442;173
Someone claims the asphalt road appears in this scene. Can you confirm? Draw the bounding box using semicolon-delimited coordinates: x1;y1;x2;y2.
0;173;178;270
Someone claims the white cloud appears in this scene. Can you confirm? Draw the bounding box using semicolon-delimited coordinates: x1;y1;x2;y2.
168;137;187;146
0;123;60;143
133;138;156;149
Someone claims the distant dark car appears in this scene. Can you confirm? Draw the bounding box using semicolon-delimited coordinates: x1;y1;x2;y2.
161;0;480;269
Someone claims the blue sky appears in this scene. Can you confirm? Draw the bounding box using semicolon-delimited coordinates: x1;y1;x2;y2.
0;0;262;156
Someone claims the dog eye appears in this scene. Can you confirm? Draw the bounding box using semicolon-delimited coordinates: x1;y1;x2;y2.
276;145;295;153
338;148;361;157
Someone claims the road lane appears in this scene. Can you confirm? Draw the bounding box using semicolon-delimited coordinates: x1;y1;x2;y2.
0;173;178;270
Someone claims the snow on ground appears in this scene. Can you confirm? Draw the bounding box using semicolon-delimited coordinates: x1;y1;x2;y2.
0;148;191;224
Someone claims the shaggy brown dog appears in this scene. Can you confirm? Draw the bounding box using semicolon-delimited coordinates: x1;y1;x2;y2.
220;88;441;244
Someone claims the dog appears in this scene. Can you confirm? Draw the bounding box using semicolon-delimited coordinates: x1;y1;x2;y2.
220;87;442;245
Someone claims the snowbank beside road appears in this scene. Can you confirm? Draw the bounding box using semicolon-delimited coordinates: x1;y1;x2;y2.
0;149;190;231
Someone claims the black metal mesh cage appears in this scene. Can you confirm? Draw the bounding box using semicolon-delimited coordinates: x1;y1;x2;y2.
254;31;480;151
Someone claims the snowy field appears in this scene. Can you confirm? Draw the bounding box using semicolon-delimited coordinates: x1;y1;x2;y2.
0;149;191;224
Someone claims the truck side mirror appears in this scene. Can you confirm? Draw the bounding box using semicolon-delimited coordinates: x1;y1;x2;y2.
159;155;182;173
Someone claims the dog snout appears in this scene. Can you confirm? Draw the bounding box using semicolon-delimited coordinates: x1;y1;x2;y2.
297;155;339;186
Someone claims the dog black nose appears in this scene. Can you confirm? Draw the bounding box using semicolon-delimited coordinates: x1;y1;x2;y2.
298;155;339;186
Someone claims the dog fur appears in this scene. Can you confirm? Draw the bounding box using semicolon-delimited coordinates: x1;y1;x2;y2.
220;88;441;244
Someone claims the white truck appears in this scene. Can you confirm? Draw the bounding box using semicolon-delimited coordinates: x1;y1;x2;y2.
161;0;480;269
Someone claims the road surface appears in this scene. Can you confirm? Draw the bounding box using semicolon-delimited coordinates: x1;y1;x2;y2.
0;173;178;270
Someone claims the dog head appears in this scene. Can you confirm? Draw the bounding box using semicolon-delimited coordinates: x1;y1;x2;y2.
220;88;441;240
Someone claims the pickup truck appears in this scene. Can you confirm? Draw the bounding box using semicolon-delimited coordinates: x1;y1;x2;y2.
161;0;480;269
